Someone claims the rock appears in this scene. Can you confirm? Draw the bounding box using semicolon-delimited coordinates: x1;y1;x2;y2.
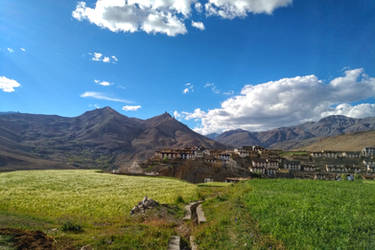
130;196;160;215
81;244;93;250
196;204;207;224
190;236;198;250
167;235;180;250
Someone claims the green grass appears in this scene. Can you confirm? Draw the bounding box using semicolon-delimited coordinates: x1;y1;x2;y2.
245;179;375;249
3;170;375;249
0;170;197;249
197;182;232;187
195;179;375;249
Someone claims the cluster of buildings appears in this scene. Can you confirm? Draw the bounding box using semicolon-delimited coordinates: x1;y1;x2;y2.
152;146;375;179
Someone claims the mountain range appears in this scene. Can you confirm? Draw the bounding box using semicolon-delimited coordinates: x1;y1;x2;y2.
0;107;223;170
1;107;375;171
209;115;375;149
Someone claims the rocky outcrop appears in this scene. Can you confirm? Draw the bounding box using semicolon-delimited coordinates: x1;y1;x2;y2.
130;196;160;215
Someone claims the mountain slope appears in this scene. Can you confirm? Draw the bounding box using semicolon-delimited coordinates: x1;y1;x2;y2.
213;115;375;149
295;130;375;152
0;107;224;170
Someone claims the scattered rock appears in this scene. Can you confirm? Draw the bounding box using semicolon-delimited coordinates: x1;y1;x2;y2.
196;204;207;224
130;196;160;215
167;235;180;250
190;236;198;250
81;244;93;250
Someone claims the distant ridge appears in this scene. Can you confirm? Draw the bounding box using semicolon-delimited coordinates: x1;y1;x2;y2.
212;115;375;150
0;107;224;171
295;130;375;152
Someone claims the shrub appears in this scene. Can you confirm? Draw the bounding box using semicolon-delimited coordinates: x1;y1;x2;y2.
176;195;184;204
61;221;83;233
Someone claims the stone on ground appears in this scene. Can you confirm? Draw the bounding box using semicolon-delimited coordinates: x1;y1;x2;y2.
167;235;180;250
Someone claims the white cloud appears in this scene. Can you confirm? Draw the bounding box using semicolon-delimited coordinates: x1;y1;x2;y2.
103;56;110;63
0;76;21;93
7;48;14;53
204;82;233;95
92;52;102;61
72;0;293;36
111;55;119;62
80;91;131;103
204;82;220;94
183;82;194;94
179;68;375;134
321;103;375;118
191;21;205;30
223;90;234;95
94;80;111;86
90;52;118;63
20;48;26;52
122;105;141;111
194;2;203;12
205;0;293;19
173;110;182;119
73;0;190;36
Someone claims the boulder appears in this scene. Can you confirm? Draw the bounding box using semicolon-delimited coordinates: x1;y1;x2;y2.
130;196;160;215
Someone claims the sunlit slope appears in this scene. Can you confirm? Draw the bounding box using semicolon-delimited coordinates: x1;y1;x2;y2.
295;130;375;151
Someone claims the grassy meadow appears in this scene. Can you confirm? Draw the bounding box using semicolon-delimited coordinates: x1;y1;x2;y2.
0;170;197;249
1;170;375;249
195;179;375;249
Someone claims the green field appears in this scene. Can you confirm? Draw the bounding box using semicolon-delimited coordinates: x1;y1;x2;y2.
0;170;197;249
1;170;375;249
195;179;375;249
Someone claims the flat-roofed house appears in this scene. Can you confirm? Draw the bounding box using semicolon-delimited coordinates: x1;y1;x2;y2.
341;151;361;158
311;152;323;158
282;160;301;171
363;160;375;173
249;159;279;176
362;147;375;157
325;164;362;173
302;164;319;172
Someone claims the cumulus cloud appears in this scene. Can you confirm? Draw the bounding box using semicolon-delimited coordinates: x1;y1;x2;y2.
90;52;118;63
191;21;205;30
179;68;375;134
321;103;375;118
205;0;293;19
173;110;182;119
0;76;21;93
80;91;131;103
94;80;111;86
183;82;194;94
72;0;293;36
122;105;141;111
73;0;190;36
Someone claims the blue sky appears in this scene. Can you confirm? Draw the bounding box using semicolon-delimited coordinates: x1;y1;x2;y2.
1;0;375;134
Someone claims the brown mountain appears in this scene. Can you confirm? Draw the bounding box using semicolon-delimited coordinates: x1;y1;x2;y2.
213;115;375;149
0;107;224;171
295;130;375;152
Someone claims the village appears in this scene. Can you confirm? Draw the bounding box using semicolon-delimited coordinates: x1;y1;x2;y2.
146;146;375;182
